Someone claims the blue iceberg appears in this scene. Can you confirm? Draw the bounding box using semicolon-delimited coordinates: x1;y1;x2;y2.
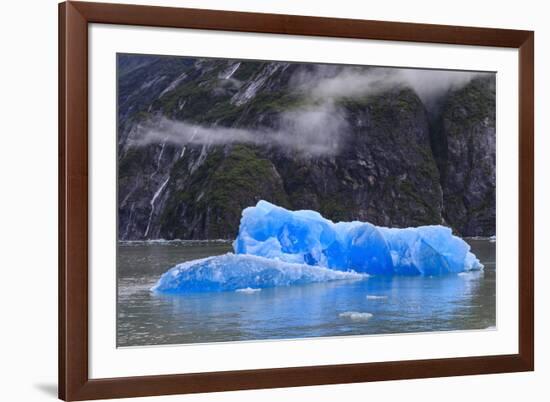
151;253;366;293
233;201;483;276
152;201;483;293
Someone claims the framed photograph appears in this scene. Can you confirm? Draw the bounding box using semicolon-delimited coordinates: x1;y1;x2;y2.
59;1;534;400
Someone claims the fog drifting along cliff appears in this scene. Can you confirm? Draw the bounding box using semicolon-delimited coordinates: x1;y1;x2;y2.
117;55;495;240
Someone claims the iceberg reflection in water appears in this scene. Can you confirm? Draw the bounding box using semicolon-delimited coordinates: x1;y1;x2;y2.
152;201;482;294
116;239;495;346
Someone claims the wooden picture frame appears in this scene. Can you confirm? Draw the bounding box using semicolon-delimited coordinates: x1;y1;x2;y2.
59;1;534;400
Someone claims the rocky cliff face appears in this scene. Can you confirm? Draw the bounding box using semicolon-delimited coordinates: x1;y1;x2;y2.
117;54;496;240
434;77;496;236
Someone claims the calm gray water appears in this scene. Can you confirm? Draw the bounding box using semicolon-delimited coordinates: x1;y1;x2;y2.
117;239;496;347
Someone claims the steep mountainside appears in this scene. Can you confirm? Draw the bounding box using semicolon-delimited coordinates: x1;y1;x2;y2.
434;77;496;236
117;54;496;240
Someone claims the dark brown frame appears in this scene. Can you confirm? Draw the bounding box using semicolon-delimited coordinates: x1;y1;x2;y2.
59;1;534;400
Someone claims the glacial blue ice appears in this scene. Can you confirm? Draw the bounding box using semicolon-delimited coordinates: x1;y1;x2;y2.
234;201;483;276
152;201;483;294
151;253;366;293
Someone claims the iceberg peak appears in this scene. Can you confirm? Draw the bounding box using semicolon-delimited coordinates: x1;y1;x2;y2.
233;200;483;276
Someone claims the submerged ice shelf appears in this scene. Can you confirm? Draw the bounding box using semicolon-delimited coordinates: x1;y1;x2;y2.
152;201;483;293
151;253;365;293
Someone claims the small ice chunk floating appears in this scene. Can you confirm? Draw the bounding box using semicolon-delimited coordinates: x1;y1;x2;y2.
152;201;482;293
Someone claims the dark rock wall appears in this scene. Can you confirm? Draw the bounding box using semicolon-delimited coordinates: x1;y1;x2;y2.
435;77;496;236
117;55;496;240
